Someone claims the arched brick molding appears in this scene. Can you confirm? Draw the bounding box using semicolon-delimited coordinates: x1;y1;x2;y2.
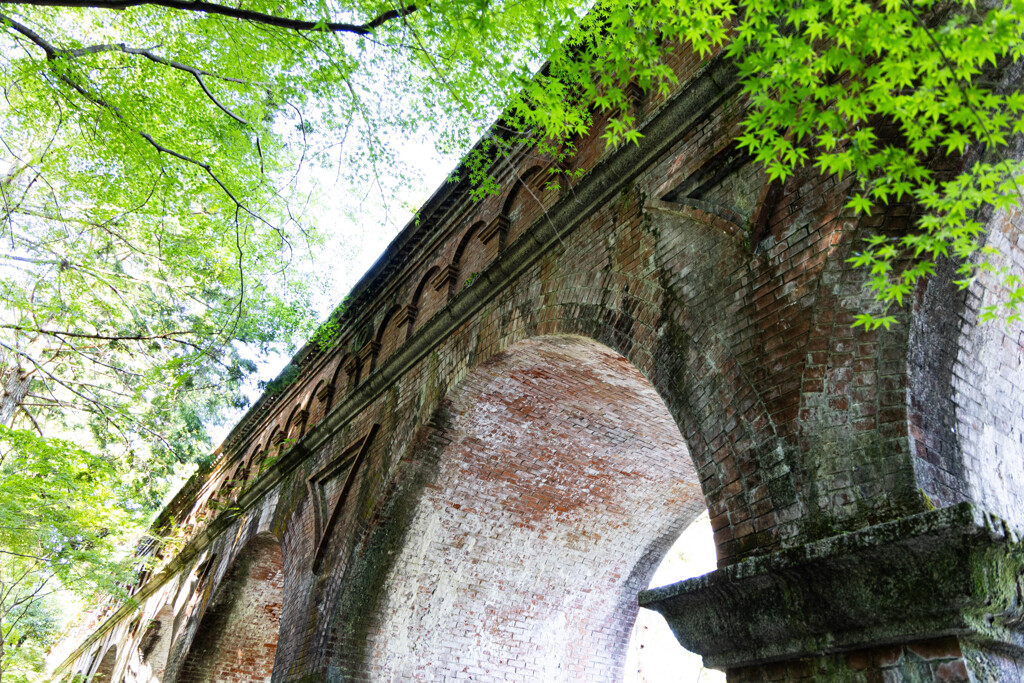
284;403;307;442
452;221;493;291
239;446;262;489
173;534;284;683
411;265;446;331
375;305;406;368
328;355;351;411
91;646;117;682
359;335;705;681
307;379;330;426
505;164;559;245
266;426;285;464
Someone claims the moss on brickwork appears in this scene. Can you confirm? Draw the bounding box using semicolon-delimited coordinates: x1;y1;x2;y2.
800;430;925;542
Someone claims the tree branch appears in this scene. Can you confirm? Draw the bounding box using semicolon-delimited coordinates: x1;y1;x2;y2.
63;43;250;125
0;0;419;35
0;11;273;229
0;324;202;348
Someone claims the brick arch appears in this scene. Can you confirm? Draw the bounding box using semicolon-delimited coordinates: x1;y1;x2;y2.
494;264;784;561
211;461;243;506
410;265;447;332
307;379;329;426
358;335;706;681
90;645;117;682
451;220;492;291
374;304;405;369
328;354;351;411
265;424;285;463
173;533;284;683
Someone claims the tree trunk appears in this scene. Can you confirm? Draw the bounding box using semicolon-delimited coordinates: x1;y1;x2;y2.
0;365;32;429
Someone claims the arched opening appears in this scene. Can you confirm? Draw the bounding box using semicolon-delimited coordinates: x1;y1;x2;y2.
90;646;117;682
624;512;725;682
366;335;708;681
174;534;284;683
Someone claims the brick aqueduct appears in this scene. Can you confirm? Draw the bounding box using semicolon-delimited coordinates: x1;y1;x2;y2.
56;44;1024;683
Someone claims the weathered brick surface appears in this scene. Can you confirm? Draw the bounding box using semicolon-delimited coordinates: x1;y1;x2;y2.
172;534;284;683
55;46;1024;683
361;336;703;681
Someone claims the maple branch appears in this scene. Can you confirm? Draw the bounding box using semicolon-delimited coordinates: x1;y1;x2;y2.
0;11;272;226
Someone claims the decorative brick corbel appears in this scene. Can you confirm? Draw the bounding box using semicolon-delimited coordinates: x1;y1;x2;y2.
431;265;459;300
480;214;509;250
291;409;309;436
358;340;380;375
315;382;334;405
396;304;418;339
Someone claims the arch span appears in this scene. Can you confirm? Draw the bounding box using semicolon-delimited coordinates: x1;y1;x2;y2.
364;334;707;681
173;533;284;683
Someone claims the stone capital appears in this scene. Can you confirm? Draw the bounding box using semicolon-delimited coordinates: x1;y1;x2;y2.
640;503;1024;669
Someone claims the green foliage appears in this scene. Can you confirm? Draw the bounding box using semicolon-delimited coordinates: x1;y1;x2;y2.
0;426;144;679
260;363;302;396
439;0;1024;327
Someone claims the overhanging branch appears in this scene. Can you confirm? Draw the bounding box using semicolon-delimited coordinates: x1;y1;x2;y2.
0;0;419;35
